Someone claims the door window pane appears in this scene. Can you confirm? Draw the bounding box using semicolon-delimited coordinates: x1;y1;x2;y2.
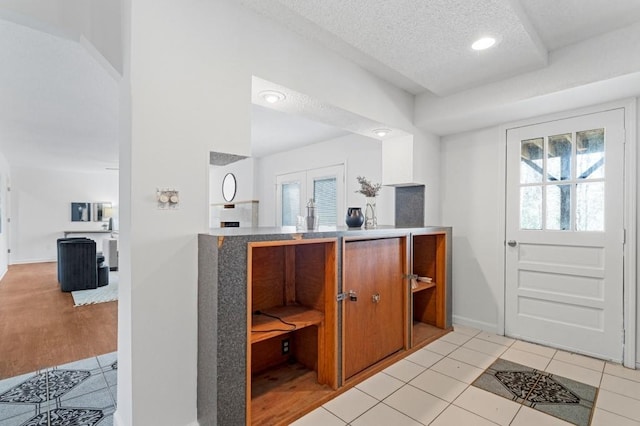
282;182;300;226
547;134;572;181
577;129;605;179
521;138;544;184
576;182;604;231
521;186;542;230
314;178;337;226
546;184;572;230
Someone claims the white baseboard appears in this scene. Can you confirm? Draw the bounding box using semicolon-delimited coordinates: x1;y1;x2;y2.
113;410;200;426
113;410;124;426
452;315;499;334
10;258;56;265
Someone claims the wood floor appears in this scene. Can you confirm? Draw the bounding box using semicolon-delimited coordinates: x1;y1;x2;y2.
0;262;117;379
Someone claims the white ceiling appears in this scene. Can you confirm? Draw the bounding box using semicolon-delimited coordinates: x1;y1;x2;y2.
0;17;118;172
251;105;351;158
2;1;640;170
240;0;640;95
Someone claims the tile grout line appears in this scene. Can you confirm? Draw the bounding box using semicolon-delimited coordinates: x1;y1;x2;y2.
46;366;51;426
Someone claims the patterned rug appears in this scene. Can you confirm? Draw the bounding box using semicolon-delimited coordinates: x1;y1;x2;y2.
71;272;118;306
0;353;117;425
473;358;597;425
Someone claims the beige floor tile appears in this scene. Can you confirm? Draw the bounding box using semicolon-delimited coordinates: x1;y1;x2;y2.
431;357;484;384
383;359;426;382
596;389;640;421
475;332;515;347
350;402;422;426
290;407;346;426
552;350;605;372
430;404;498;426
510;406;574;426
500;347;551;371
440;330;474;346
545;359;602;387
425;339;459;356
604;362;640;383
405;348;443;368
409;369;468;402
600;374;640;400
453;324;482;337
511;340;557;358
591;408;640;426
453;386;520;425
356;372;404;400
383;384;449;425
448;346;497;369
463;337;509;357
323;388;378;423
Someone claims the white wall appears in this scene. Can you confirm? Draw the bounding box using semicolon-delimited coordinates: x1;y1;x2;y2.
0;152;10;279
122;1;421;425
441;126;503;331
256;133;393;227
10;167;118;264
0;0;122;74
637;98;640;367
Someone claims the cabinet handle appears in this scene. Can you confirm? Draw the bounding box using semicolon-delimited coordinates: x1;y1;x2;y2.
372;293;380;303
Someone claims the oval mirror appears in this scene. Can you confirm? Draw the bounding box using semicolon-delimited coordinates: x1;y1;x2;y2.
222;173;237;202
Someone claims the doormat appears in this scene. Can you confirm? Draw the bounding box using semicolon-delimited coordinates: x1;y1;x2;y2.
71;272;119;306
472;359;597;426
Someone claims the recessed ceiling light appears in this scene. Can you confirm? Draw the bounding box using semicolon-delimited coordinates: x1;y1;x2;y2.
373;128;391;138
471;37;496;51
259;90;286;104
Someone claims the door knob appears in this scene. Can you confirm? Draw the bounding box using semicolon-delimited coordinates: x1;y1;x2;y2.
348;290;358;301
507;240;517;247
372;293;380;303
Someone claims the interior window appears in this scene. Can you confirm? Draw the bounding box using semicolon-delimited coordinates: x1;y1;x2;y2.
276;165;344;227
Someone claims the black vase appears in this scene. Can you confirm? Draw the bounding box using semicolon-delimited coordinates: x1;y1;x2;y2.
345;207;364;228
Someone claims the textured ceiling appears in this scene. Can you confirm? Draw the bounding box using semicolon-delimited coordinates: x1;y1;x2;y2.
251;105;350;158
520;0;640;50
3;1;640;172
251;76;410;156
240;0;640;96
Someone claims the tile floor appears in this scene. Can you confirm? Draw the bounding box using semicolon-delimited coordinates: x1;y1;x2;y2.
2;326;640;425
292;325;640;426
0;352;116;426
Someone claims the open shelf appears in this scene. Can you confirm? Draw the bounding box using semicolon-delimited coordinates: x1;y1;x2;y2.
247;238;338;425
251;305;324;344
412;281;436;293
411;232;447;347
412;321;446;345
251;361;335;425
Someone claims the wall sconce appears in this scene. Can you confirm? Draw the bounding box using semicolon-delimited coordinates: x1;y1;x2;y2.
157;188;180;210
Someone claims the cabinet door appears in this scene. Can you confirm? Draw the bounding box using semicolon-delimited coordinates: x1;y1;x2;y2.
343;237;406;380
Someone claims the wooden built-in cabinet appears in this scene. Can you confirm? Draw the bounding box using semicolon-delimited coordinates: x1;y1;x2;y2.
197;227;451;426
411;232;448;347
247;238;338;425
342;236;408;381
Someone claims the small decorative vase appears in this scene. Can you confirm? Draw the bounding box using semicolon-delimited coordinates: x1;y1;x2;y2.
345;207;364;228
365;197;377;229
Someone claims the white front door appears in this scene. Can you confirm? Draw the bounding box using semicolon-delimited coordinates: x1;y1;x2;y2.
505;108;625;361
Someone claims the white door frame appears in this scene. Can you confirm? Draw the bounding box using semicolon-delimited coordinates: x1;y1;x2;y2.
497;98;637;368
